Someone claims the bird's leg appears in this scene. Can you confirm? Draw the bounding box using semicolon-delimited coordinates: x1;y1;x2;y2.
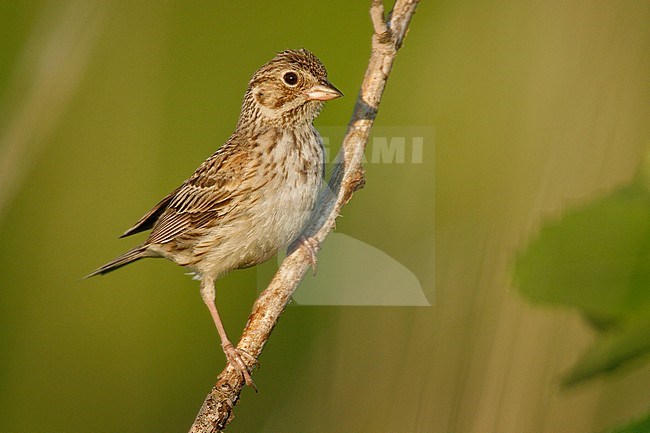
200;276;256;389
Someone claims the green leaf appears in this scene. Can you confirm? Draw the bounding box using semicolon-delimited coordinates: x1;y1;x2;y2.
563;308;650;385
515;179;650;385
601;412;650;433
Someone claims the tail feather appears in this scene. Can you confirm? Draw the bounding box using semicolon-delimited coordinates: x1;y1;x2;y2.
84;246;148;278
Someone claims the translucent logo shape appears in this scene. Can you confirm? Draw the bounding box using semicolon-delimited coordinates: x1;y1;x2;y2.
257;233;430;306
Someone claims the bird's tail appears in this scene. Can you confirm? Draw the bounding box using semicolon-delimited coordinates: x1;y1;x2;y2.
84;246;149;278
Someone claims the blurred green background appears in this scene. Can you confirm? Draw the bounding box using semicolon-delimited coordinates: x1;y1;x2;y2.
1;1;649;432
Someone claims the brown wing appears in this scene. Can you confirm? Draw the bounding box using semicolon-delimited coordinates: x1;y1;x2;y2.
120;185;183;238
144;141;263;245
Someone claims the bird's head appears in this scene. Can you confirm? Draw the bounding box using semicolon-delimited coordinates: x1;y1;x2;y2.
238;49;342;129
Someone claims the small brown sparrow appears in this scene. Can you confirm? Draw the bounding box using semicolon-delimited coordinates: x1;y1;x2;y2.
86;49;342;386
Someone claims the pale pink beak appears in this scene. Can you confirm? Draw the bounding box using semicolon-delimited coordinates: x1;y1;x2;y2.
304;82;343;101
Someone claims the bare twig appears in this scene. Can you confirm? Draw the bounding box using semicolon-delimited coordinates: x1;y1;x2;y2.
189;1;419;431
370;0;388;35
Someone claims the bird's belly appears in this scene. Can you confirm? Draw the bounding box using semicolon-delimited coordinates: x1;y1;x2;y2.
193;138;323;278
257;178;319;246
193;178;320;277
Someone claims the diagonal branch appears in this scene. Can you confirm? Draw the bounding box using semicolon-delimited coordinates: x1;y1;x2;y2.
189;1;420;431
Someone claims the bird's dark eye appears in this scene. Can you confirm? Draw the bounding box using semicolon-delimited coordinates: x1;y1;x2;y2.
282;72;298;86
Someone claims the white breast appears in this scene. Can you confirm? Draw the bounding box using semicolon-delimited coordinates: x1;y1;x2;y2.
254;127;324;250
195;126;324;278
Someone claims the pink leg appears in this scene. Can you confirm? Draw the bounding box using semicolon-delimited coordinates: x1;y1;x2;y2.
200;276;256;388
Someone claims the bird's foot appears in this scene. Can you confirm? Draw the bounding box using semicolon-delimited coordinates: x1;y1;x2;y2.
222;341;258;391
292;235;319;275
